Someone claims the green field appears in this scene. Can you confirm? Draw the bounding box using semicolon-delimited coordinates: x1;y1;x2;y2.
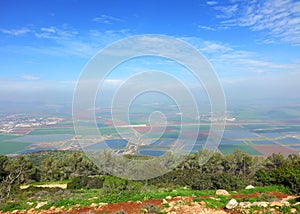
219;145;261;155
98;127;133;135
0;135;18;141
0;135;32;155
0;141;32;155
29;128;75;135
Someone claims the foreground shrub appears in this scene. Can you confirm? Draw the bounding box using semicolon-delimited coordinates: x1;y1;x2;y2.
255;162;300;194
102;176;128;194
67;176;104;189
139;204;162;214
211;173;246;191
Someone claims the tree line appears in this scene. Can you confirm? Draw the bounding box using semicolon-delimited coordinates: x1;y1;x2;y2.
0;149;299;205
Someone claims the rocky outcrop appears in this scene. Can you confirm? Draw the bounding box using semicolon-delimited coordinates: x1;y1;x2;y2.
225;199;238;209
245;185;255;189
216;189;230;196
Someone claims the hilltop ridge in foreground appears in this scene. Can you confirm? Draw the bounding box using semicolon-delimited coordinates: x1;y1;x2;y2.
1;187;298;214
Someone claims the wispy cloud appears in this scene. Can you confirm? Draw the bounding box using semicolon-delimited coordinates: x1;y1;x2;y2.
182;36;300;75
206;1;218;6
35;25;78;40
210;0;300;45
0;27;131;59
214;4;238;18
0;27;31;36
0;25;78;41
198;25;216;31
92;15;124;24
22;75;40;81
200;41;232;53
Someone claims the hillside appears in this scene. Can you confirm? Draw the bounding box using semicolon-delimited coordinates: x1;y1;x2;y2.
0;150;299;213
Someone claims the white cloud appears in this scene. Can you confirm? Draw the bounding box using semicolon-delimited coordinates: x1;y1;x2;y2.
200;41;232;53
20;41;98;58
41;27;56;33
92;15;124;24
22;75;40;81
0;25;78;41
0;28;131;59
0;28;31;36
212;0;300;45
198;25;216;31
214;4;238;18
35;25;77;40
183;36;300;75
206;1;218;6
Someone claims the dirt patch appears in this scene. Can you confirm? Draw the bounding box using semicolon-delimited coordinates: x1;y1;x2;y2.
3;191;295;214
20;183;67;190
69;200;163;214
232;191;290;199
68;198;230;214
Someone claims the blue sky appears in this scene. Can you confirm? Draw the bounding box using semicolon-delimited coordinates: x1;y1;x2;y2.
1;0;300;104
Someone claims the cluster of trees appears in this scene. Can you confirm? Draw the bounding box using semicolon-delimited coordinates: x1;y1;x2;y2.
0;149;299;205
150;150;300;194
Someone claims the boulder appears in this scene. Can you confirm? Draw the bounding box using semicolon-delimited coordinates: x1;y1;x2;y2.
216;189;230;196
226;199;238;209
27;208;35;214
98;202;108;207
239;201;251;209
282;195;297;201
245;185;255;189
35;201;47;209
50;206;56;210
90;203;98;208
280;200;290;206
166;195;172;200
209;197;221;201
162;199;168;204
199;201;206;205
270;201;284;207
290;208;297;213
251;201;268;207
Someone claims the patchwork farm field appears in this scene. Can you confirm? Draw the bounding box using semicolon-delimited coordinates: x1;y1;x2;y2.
218;144;262;155
29;128;75;135
0;135;32;154
0;140;32;155
15;134;74;143
0;121;300;156
252;145;298;157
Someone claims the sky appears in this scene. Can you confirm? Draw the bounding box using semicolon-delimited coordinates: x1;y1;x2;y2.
1;0;300;108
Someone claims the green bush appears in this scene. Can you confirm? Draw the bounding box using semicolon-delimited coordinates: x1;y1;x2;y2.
114;211;126;214
0;201;26;212
190;173;213;190
102;176;128;195
67;176;104;189
254;169;274;185
274;165;300;194
255;163;300;194
211;173;245;190
140;204;162;214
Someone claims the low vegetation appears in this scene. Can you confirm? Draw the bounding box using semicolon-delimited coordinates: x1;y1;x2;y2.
0;149;299;212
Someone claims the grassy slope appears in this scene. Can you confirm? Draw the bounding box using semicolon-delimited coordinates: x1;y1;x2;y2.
2;184;298;212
